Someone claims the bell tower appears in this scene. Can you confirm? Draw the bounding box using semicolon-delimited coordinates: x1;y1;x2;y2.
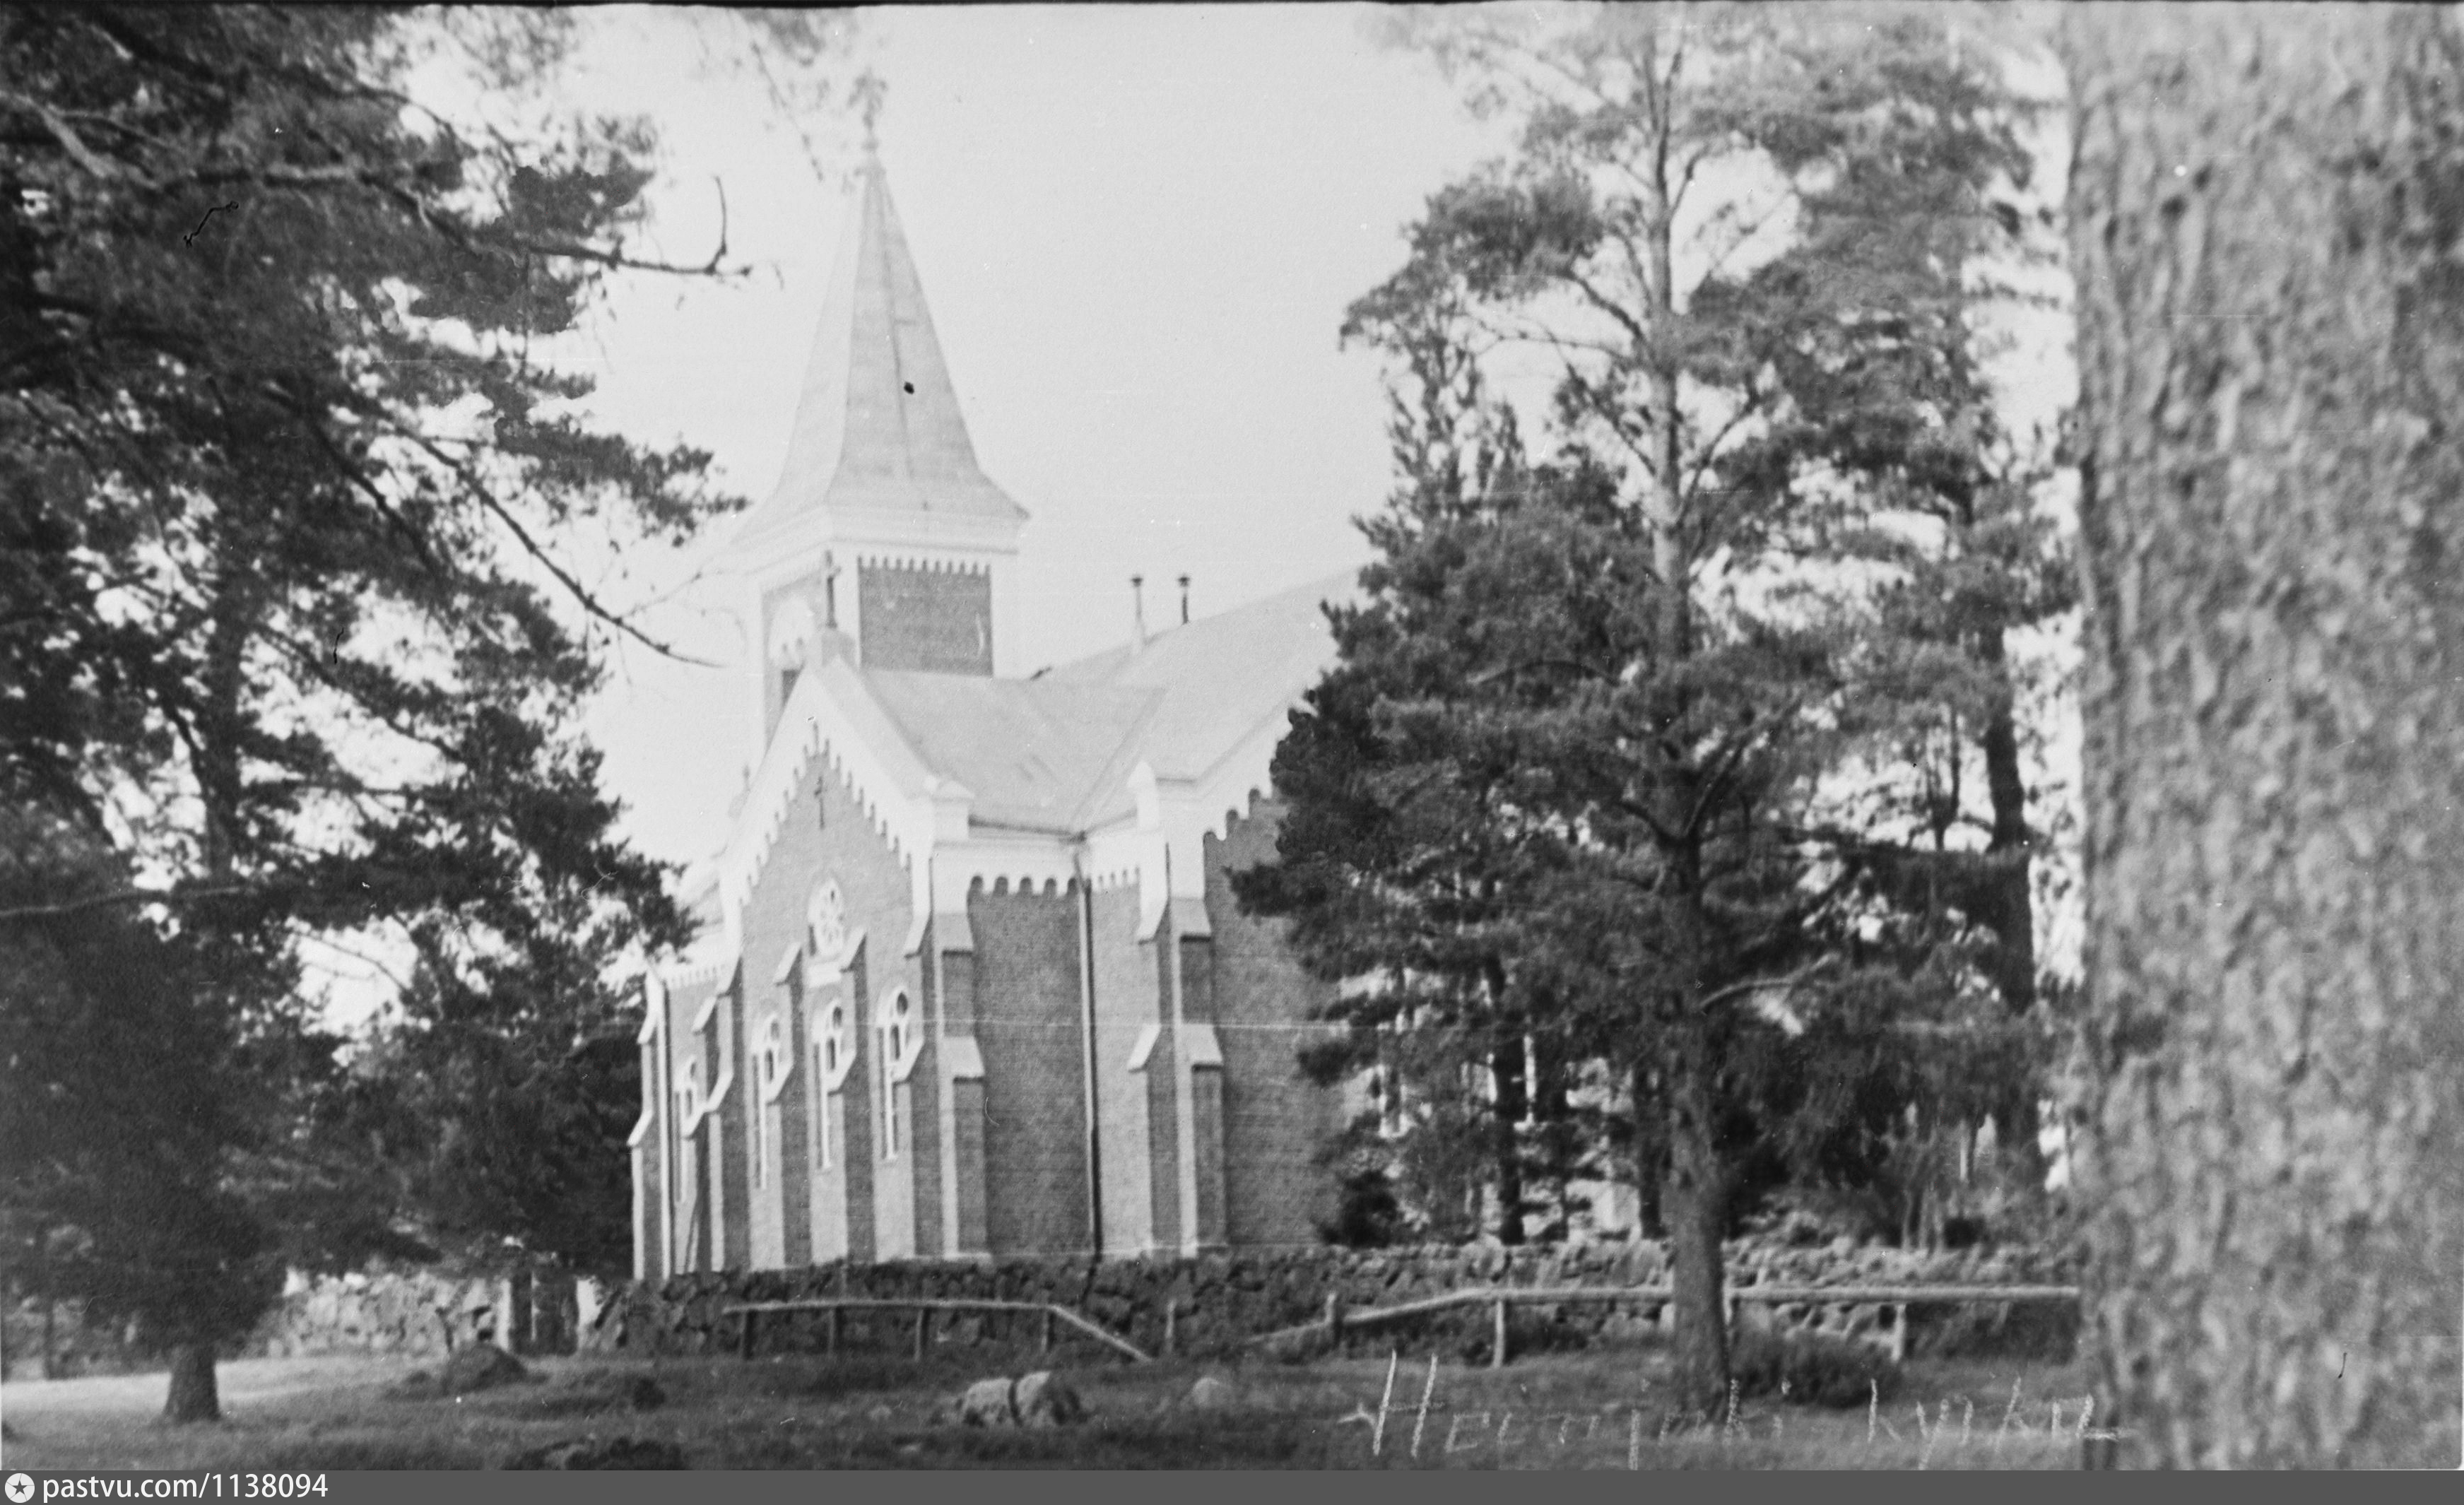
721;122;1029;762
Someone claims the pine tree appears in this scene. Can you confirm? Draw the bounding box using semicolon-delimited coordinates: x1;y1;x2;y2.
1246;3;2046;1413
1;8;842;1417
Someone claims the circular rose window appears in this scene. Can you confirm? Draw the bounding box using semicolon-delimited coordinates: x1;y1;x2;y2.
806;880;847;962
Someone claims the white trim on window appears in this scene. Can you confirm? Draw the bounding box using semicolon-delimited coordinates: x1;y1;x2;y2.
758;1015;791;1102
881;987;919;1083
815;996;854;1090
878;987;914;1160
812;1030;834;1170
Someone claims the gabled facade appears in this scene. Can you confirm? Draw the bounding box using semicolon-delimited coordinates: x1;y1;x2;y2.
631;154;1346;1274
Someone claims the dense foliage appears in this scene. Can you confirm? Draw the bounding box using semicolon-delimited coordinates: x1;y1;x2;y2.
1239;2;2064;1410
0;6;839;1412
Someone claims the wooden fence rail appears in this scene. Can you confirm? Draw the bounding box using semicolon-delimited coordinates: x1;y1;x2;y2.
1244;1283;2082;1369
723;1297;1153;1364
721;1282;2075;1373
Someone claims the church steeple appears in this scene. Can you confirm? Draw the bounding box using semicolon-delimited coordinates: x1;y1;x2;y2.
726;127;1028;760
735;154;1028;548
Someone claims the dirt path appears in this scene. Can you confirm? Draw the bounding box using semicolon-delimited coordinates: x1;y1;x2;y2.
2;1354;412;1420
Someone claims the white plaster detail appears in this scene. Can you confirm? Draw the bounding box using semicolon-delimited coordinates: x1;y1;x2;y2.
1126;1022;1163;1073
769;596;817;666
941;1035;986;1082
637;971;667;1046
814;995;856;1091
1183;1023;1225;1070
805;928;866;989
882;988;921;1084
659;952;735;995
719;661;949;952
757;1012;793;1104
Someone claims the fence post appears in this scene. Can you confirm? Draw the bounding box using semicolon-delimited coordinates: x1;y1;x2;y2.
1491;1297;1508;1370
1162;1299;1177;1359
1325;1292;1346;1354
914;1307;929;1362
1042;1306;1054;1354
739;1309;758;1361
825;1305;842;1356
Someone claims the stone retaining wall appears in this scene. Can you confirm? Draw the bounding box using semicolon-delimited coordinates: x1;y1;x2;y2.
250;1267;591;1359
589;1239;2079;1363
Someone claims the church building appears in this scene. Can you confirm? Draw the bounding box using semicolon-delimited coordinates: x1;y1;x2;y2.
630;152;1350;1275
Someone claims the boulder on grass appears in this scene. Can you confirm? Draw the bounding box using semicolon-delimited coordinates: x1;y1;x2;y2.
956;1378;1018;1427
441;1343;528;1395
1014;1371;1083;1429
504;1436;687;1470
385;1369;439;1400
1189;1375;1235;1411
952;1371;1083;1429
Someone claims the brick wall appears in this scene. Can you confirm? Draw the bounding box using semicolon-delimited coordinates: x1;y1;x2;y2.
1208;798;1342;1251
1090;883;1160;1253
712;984;751;1273
969;879;1097;1256
858;562;994;675
680;753;929;1270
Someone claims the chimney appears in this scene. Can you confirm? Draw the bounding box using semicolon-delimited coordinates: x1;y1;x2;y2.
1131;574;1147;650
1177;574;1191;625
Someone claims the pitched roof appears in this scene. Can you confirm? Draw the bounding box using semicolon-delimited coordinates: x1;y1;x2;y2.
729;155;1027;558
861;672;1157;834
858;569;1358;836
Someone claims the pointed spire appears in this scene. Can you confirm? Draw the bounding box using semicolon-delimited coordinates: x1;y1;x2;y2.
852;70;887;156
729;136;1027;559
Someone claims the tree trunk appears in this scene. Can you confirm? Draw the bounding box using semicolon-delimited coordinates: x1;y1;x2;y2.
2063;4;2464;1468
164;1342;220;1423
1975;630;2038;1015
1663;1018;1728;1419
1629;1063;1666;1240
1976;631;2049;1189
1490;1024;1527;1246
1634;18;1728;1419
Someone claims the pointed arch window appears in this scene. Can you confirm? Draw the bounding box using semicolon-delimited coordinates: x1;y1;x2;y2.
812;998;851;1169
879;988;916;1160
679;1057;705;1126
753;1015;789;1187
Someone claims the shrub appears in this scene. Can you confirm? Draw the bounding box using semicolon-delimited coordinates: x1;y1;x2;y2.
1729;1328;1904;1409
1911;1297;2079;1362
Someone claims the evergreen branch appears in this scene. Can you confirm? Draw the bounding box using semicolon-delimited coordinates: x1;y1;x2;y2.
1557;264;1655;355
0;883;261;922
1698;962;1831;1015
0;90;124;177
1681;384;1769;504
1468;656;1615;687
379;418;720;668
259;382;454;582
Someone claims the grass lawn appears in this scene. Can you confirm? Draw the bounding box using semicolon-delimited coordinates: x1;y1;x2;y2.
0;1340;2094;1470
